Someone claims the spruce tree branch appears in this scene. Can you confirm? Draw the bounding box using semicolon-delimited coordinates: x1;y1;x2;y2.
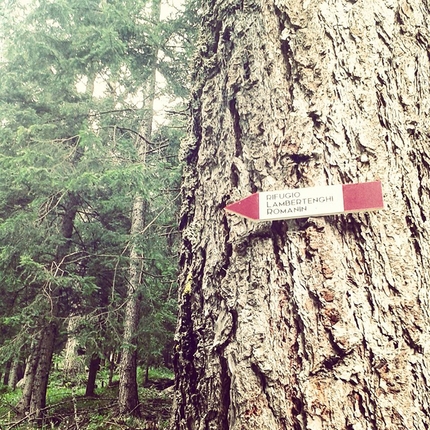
165;108;189;116
89;108;139;116
136;191;181;238
107;125;164;148
111;192;180;300
38;191;68;223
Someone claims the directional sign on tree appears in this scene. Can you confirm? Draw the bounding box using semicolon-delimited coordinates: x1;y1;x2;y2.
225;181;384;221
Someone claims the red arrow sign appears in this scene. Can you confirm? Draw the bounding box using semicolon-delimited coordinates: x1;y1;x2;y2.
225;181;384;221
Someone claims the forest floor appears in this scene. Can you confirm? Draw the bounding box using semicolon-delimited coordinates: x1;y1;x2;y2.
0;369;174;429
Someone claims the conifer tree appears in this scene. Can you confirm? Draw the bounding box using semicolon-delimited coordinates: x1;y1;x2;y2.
1;0;196;422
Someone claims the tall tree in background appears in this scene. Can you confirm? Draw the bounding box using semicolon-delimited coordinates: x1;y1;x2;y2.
172;0;430;428
0;0;194;421
0;1;100;417
118;0;162;416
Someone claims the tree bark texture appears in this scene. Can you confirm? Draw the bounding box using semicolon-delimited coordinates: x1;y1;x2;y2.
173;0;430;429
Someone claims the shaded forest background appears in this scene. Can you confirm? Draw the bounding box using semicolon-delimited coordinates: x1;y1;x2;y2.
0;0;198;427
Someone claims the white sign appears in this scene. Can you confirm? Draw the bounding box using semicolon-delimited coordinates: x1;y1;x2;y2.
225;181;384;221
259;184;344;220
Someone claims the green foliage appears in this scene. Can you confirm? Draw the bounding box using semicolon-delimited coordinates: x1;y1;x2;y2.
141;366;174;381
0;365;173;429
0;0;197;419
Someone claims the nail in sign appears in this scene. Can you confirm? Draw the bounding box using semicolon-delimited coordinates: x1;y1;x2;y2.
225;181;384;221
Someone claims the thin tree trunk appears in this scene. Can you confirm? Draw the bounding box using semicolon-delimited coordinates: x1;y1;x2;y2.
118;203;143;415
16;332;42;415
2;360;11;386
118;0;161;417
63;316;85;380
172;0;430;428
15;71;93;419
85;354;101;397
25;193;79;420
108;351;116;386
29;322;57;422
16;193;80;418
8;357;22;390
145;363;150;385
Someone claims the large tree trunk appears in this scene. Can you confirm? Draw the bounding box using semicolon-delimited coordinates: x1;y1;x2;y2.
172;0;430;428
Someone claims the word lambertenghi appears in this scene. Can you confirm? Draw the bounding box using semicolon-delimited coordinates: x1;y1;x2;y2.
225;182;384;221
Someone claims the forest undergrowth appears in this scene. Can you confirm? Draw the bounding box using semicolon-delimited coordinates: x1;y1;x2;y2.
0;368;173;430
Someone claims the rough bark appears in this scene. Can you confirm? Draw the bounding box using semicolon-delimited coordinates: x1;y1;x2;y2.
172;0;430;429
